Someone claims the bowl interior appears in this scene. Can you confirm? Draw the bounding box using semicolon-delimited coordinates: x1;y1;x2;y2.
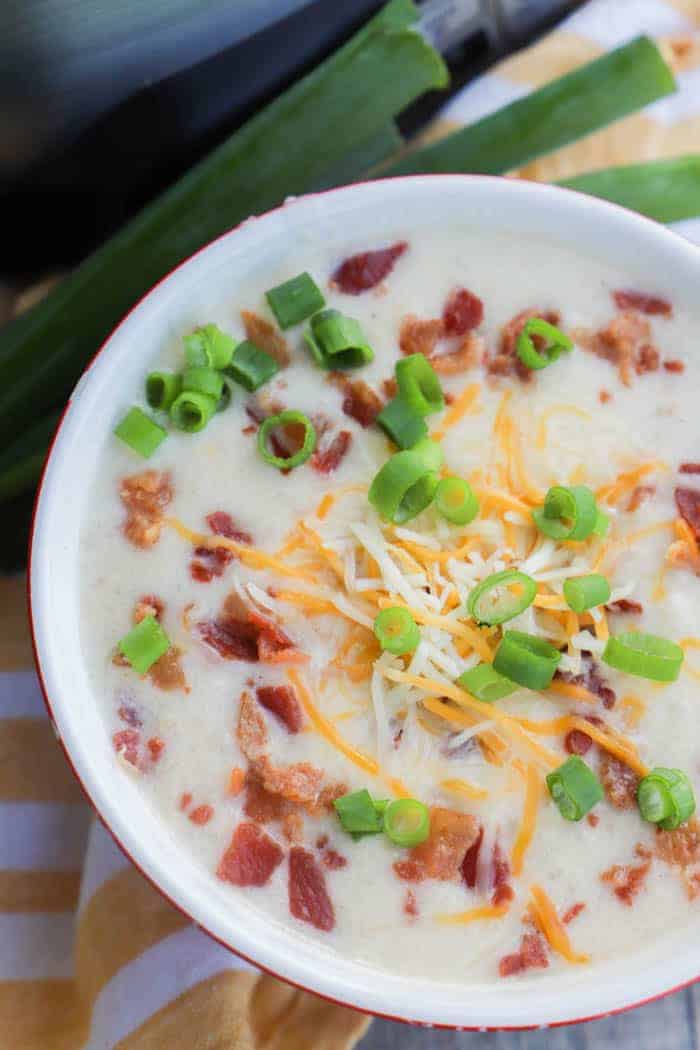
30;176;700;1028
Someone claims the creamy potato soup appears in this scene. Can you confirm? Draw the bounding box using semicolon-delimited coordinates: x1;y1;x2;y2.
80;229;700;982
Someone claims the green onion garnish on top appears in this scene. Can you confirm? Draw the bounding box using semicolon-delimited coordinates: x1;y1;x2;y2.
376;396;427;450
383;798;430;847
546;755;603;822
457;663;517;703
184;324;237;369
532;484;599;541
516;318;573;371
563;574;611;613
602;631;683;682
182;366;225;402
395;353;445;416
593;509;610;538
467;569;537;626
114;407;167;458
145;371;182;412
225;341;279;392
334;788;385;836
170;390;218;433
305;309;374;370
637;768;696;830
435;476;479;526
117;614;170;674
257;409;316;470
368;443;442;524
374;606;420;655
493;630;561;690
265;272;325;329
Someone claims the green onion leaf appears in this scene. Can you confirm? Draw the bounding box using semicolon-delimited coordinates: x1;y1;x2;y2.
516;318;573;371
146;371;182;412
410;437;444;473
117;614;170;674
225;341;279;392
467;569;537;626
0;411;60;503
546;755;603;822
457;663;517;703
114;407;167;458
532;485;598;541
435;476;479;526
563;574;611;613
184;325;237;369
170;390;217;433
558;156;700;225
266;272;325;329
593;509;610;538
305;309;374;370
376;396;428;449
368;448;440;524
374;606;420;654
493;630;561;690
181;366;225;402
637;768;696;830
602;631;683;682
334;788;385;836
257;410;316;470
383;798;430;847
395;353;444;416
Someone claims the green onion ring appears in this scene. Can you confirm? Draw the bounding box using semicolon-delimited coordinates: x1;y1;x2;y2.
467;569;537;626
114;407;167;458
395;353;445;416
456;663;517;703
383;798;431;847
493;630;561;690
257;410;316;470
563;574;611;613
546;755;603;821
435;476;479;526
376;396;428;450
374;606;420;655
532;484;598;541
170;390;218;432
602;631;683;682
145;371;181;412
117;614;171;674
637;768;696;830
368;448;440;524
516;317;573;371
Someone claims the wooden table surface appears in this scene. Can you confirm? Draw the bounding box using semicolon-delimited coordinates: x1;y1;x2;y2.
358;984;700;1049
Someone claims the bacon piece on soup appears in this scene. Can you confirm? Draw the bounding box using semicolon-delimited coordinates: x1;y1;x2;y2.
601;844;652;906
664;359;684;373
311;430;352;475
206;511;253;544
562;902;585;925
627;483;655;513
595;311;651;386
430;333;484;376
680;463;700;475
198;617;259;662
675;487;700;540
146;737;165;762
256;685;303;734
217;822;284;887
328;373;383;427
113;728;141;767
600;754;639;809
189;804;214;826
558;657;616;710
656;818;700;868
237;690;269;760
612;289;672;317
399;315;444;358
149;648;187;693
403;889;419;919
605;599;643;615
635;343;660;375
241;309;289;365
332;242;408;295
489;308;560;382
442;287;484;335
244;775;289;824
587;813;599;828
499;932;549;977
395;807;479;883
460;825;483;889
321;847;347;871
133;595;164;624
228;767;246;797
190;547;233;583
118;703;142;727
316;781;349;813
251;613;307;665
288;847;335;931
257;758;324;807
490;839;514;907
120;471;172;549
564;729;593;756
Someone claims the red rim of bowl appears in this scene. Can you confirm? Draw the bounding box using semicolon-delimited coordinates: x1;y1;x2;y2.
26;173;700;1030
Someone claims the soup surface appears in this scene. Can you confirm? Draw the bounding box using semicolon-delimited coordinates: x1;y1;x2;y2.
80;228;700;982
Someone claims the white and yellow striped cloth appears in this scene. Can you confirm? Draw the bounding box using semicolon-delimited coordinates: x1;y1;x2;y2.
2;1;700;1046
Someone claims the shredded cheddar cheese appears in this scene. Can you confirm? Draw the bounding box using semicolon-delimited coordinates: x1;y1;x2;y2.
436;904;509;926
166;517;316;582
431;382;481;441
288;669;379;777
596;462;665;506
536;404;591;450
529;885;590;964
510;764;542;877
441;777;489;801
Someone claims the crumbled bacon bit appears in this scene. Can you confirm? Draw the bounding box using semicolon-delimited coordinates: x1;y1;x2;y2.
635;343;660;375
257;758;324;807
311;430;352;475
120;471;172;549
562;902;585;925
460;826;483;889
499;932;549;978
656;819;700;868
675;487;700;541
587;813;599;827
322;848;347;871
399;315;444;358
149;648;187;692
601;844;652;905
198;595;304;665
118;704;142;728
190;547;233;583
217;822;284;887
244;396;285;428
241;309;289;365
403;889;419;919
133;595;164;624
490;840;514;907
558;657;616;709
605;599;643;615
198;617;259;661
189;804;214;826
316;835;328;850
206;511;253;543
146;737;165;762
244;775;288;824
288;847;335;931
282;811;304;844
595;311;651;386
237;690;268;761
564;729;592;756
627;484;655;513
179;792;192;811
600;754;639;810
316;781;348;812
256;685;303;733
612;289;672;317
332;242;408;295
442;287;484;335
413;808;479;882
664;359;685;373
599;389;612;404
680;463;700;475
113;728;140;767
382;377;398;400
430;332;484;376
328;373;383;427
490;308;560;382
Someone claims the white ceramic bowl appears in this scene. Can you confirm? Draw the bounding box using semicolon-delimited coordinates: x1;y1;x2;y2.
30;176;700;1029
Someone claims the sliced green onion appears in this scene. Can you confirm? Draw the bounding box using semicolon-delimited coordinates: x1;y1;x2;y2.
305;309;374;370
395;353;444;416
266;272;325;329
563;574;611;613
410;437;444;472
383;798;430;847
117;614;170;674
145;371;181;412
516;318;573;371
532;485;598;541
368;448;439;524
546;755;603;822
334;788;384;836
638;768;696;830
558;156;700;225
376;396;427;449
114;407;167;458
467;569;537;626
374;606;420;654
170;390;218;433
257;410;316;470
593;509;610;538
217;379;233;413
183;324;237;369
435;476;479;526
182;366;225;402
602;632;683;682
457;663;517;703
493;630;561;690
225;341;279;392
